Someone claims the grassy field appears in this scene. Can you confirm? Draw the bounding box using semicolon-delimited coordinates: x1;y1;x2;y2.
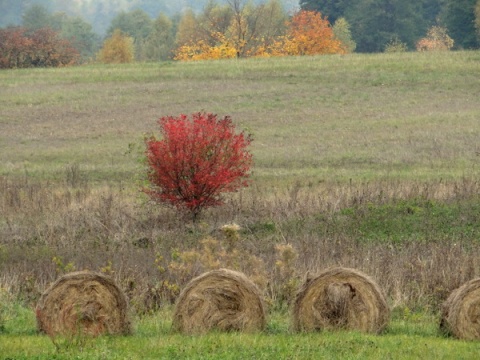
2;305;480;359
1;51;479;183
1;51;480;357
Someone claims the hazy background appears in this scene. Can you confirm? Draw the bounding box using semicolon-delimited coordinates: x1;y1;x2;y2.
0;0;300;34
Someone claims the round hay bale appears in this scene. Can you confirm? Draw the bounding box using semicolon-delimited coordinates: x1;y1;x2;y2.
440;278;480;340
172;268;266;334
293;267;389;333
36;271;131;337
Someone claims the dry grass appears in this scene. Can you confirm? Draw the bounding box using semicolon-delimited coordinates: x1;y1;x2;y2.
1;51;480;317
1;174;479;315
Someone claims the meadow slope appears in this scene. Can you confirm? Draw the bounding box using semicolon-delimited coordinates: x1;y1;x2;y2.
1;51;480;358
1;51;479;183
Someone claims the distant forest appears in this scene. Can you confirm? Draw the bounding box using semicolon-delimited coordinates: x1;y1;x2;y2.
0;0;299;35
0;0;479;61
301;0;480;52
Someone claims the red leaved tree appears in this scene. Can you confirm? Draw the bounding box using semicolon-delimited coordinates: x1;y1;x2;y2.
0;27;79;69
145;112;253;222
29;27;80;67
0;27;33;68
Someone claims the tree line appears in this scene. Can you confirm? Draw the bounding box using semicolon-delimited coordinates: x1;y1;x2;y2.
1;0;479;68
0;0;295;35
301;0;480;52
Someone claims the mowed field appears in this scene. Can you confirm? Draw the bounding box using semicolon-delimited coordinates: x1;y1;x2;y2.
1;51;480;358
1;51;479;183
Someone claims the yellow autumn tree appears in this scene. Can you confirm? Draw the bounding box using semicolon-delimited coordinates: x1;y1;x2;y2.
333;17;356;53
175;9;204;47
223;0;287;58
174;5;235;61
174;0;287;61
175;35;237;61
97;29;135;64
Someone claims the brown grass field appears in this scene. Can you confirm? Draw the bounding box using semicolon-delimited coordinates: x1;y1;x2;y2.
1;51;480;319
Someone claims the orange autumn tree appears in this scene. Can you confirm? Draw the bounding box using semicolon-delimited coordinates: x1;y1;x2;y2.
273;10;345;56
416;26;454;52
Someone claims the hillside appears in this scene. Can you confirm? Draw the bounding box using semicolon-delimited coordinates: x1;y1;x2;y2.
1;51;480;358
1;51;479;183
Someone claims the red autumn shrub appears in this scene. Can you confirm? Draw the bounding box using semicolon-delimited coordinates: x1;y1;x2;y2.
145;112;253;222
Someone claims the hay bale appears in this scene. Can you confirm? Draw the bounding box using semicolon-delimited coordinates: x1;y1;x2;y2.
36;271;131;337
172;268;266;334
441;278;480;340
293;267;389;333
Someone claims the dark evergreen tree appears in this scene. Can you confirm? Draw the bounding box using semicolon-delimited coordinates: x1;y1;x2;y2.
299;0;351;23
346;0;426;52
443;0;478;48
421;0;446;26
476;0;480;43
300;0;450;52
